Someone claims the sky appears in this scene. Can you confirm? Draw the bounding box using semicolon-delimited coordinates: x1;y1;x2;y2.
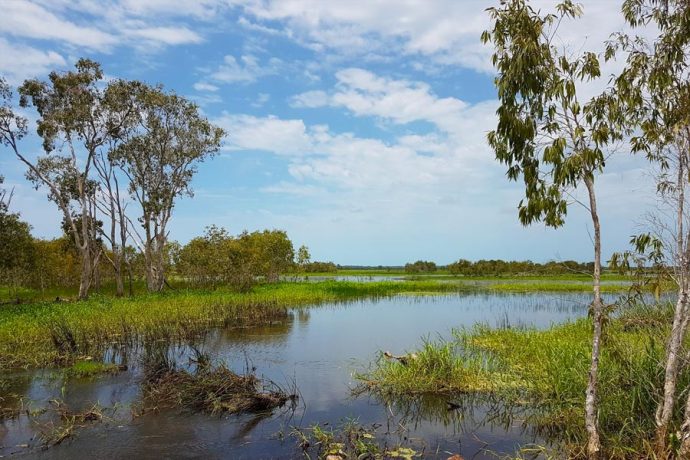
0;0;660;265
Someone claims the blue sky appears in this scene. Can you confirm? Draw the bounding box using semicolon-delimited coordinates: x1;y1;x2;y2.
0;0;657;265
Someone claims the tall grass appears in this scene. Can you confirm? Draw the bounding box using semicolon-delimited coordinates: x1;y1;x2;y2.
0;280;464;369
362;302;686;458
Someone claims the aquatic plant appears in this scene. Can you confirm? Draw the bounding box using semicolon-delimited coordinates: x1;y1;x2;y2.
65;360;123;378
291;419;423;459
361;302;687;458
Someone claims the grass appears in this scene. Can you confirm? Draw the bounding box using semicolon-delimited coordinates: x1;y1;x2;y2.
484;280;629;293
65;360;123;378
0;280;467;369
361;302;684;459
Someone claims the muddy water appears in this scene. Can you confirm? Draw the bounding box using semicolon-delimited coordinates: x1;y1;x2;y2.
1;292;596;459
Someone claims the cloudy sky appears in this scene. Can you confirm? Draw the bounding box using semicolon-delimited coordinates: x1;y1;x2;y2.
0;0;657;265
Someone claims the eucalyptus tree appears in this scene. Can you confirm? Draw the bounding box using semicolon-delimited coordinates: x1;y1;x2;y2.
296;245;311;270
90;81;140;297
112;82;224;292
482;1;626;456
609;0;690;453
1;61;117;299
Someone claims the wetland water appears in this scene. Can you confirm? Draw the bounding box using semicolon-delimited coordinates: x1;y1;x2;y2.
1;292;598;459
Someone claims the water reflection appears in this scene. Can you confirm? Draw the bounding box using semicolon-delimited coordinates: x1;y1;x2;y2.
2;292;601;458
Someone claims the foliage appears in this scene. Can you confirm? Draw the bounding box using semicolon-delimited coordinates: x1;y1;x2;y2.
301;261;338;273
175;226;295;290
65;360;120;378
403;260;437;274
17;59;121;299
447;258;594;276
110;80;224;292
0;180;35;293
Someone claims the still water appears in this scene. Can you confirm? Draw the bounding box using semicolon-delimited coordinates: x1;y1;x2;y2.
1;292;597;459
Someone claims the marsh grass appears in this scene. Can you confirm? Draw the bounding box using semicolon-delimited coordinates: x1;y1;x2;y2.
0;281;464;369
361;302;686;458
65;360;123;378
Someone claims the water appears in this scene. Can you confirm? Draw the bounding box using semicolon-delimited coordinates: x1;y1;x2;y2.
1;292;596;459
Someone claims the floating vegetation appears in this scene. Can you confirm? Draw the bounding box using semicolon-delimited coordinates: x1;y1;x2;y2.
25;399;108;448
291;419;425;460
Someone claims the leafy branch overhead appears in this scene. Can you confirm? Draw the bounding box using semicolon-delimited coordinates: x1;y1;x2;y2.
483;0;625;228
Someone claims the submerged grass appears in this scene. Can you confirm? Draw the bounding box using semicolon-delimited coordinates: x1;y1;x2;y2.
362;302;684;458
0;280;464;369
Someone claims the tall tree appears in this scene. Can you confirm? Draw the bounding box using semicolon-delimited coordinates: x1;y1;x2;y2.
91;81;139;297
482;1;625;456
112;82;224;292
611;0;690;454
3;60;121;299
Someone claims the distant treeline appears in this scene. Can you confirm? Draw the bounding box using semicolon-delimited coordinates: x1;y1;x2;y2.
445;259;594;276
0;222;337;296
401;259;595;275
404;261;438;273
301;261;338;273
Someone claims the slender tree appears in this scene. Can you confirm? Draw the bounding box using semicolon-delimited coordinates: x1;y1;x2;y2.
90;81;139;297
482;1;625;456
608;0;690;453
112;82;224;292
12;60;122;299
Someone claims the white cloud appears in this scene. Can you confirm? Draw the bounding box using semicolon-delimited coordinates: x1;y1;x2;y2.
208;54;283;84
1;0;214;55
127;26;203;46
290;90;329;108
291;68;494;152
0;1;118;51
119;0;222;19
229;0;641;75
193;82;220;92
252;93;270;107
217;114;313;155
0;39;66;85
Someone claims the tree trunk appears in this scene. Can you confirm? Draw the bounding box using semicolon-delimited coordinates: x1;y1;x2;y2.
93;262;101;291
114;263;124;297
584;174;602;459
679;392;690;457
78;249;92;300
656;291;689;455
146;236;166;292
655;144;690;456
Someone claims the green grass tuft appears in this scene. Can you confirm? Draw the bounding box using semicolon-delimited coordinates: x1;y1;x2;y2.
361;302;685;458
